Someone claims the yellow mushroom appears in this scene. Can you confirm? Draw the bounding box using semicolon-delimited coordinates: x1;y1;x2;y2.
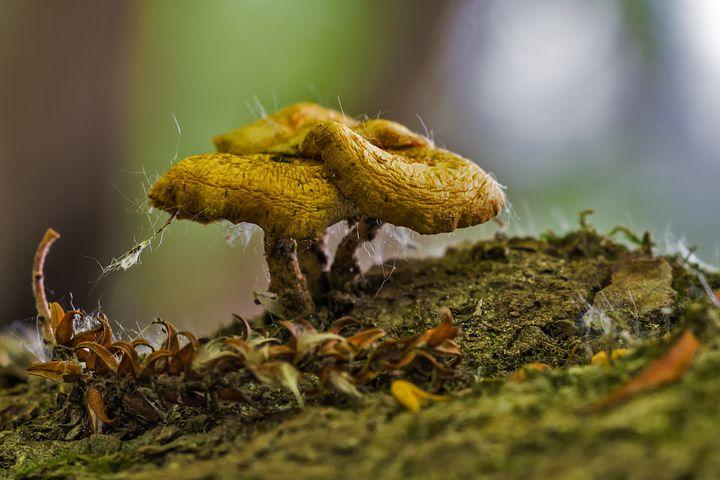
214;103;428;156
149;103;506;319
212;103;362;300
213;106;441;297
148;153;356;239
351;118;432;150
302;122;505;235
147;152;359;319
213;102;357;155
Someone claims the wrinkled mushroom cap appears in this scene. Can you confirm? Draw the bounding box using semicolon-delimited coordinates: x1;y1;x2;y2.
302;122;505;235
213;102;357;155
352;119;432;150
148;153;359;239
276;118;432;158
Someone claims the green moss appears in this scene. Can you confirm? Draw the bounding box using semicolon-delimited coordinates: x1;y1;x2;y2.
2;228;719;479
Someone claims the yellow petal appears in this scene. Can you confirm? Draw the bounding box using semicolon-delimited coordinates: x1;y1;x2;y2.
391;380;446;413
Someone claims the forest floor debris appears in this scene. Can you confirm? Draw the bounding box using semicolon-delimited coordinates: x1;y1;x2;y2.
2;226;719;479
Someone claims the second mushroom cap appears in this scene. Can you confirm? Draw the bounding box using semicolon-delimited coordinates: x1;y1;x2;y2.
301;122;505;234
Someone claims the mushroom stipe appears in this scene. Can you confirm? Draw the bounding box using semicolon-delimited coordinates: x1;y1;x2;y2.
148;103;505;321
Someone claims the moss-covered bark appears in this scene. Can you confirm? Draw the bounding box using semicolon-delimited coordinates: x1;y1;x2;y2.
1;227;719;479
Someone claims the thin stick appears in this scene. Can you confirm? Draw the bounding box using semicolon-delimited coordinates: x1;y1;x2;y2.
33;228;60;344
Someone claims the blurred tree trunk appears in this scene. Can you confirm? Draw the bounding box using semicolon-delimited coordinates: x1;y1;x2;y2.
0;1;133;325
366;0;452;120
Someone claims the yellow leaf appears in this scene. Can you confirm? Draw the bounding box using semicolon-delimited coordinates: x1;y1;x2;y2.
591;349;630;366
510;362;551;382
391;380;446;413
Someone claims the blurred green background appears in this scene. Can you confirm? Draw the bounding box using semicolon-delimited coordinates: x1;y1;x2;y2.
1;0;718;334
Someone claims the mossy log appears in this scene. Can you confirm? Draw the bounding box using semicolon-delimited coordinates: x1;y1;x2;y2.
1;228;719;480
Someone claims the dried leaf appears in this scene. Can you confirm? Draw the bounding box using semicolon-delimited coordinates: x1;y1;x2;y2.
253;361;303;407
130;338;154;354
328;316;361;334
70;313;113;348
139;349;175;377
434;340;463;357
276;362;303;407
383;350;417;371
199;350;243;372
281;320;343;358
55;311;79;345
74;342;118;373
171;342;198;374
223;337;253;356
391;380;446;413
109;342;139;361
346;328;386;350
177;330;200;351
156;319;180;352
326;369;362;398
26;360;81;382
71;327;105;348
265;344;294;358
414;350;457;373
117;352;138;379
593;330;700;410
86;385;115;424
231;313;254;339
49;302;65;330
427;308;461;347
94;313;114;347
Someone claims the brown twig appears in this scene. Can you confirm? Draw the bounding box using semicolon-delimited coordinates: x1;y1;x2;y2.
33;228;60;344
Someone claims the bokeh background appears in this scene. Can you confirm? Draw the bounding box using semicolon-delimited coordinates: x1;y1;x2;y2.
1;0;718;334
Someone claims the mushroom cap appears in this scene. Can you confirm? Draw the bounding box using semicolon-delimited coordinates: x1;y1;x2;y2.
352;119;432;150
275;118;433;158
302;122;505;235
147;153;359;239
213;102;357;155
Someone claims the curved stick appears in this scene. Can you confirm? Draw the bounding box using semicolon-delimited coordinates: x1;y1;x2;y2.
33;228;60;344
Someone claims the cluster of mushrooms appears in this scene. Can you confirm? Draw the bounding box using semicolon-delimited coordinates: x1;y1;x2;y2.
148;103;505;320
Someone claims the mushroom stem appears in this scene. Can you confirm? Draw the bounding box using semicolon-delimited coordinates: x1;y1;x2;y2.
330;217;382;291
264;234;316;319
297;235;330;304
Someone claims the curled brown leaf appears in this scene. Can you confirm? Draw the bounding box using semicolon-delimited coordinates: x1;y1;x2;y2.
27;360;82;382
593;330;701;411
74;342;119;374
